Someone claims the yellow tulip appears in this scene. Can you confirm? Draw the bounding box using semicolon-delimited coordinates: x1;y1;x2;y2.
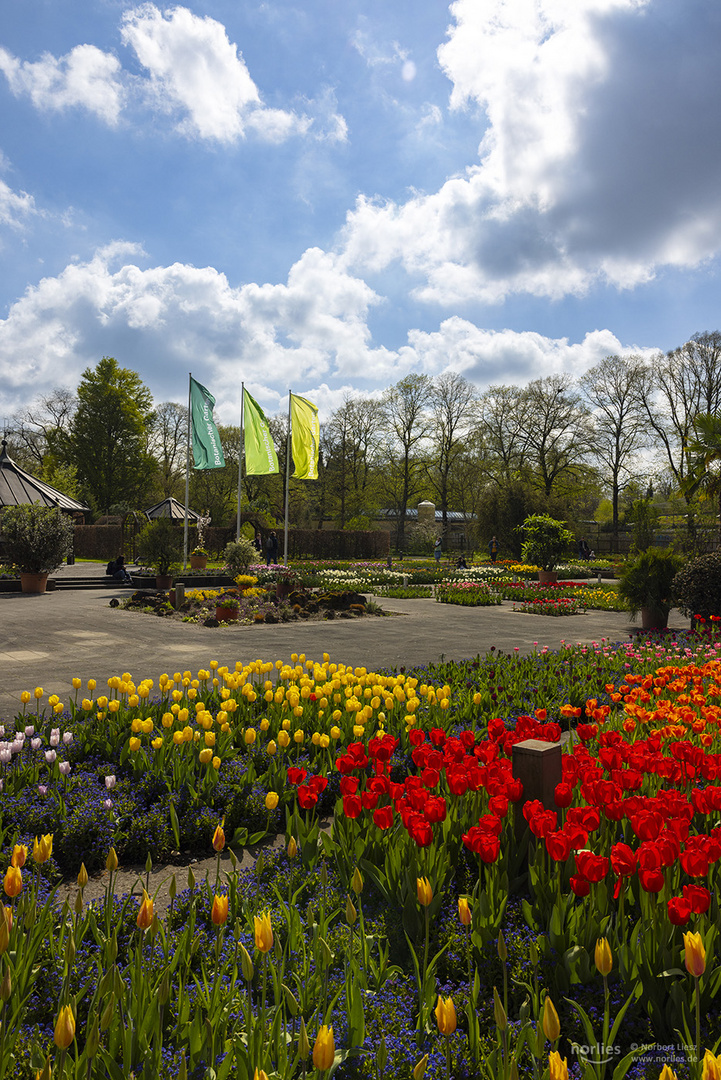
542;996;561;1041
434;995;456;1035
245;728;257;745
3;866;22;899
595;937;613;977
33;833;53;864
287;837;298;859
549;1051;568;1080
106;847;118;872
659;1066;678;1080
253;1070;270;1080
211;893;229;926
684;931;706;978
77;863;88;888
212;820;225;852
254;910;273;952
54;1004;76;1049
10;844;27;869
416;876;433;907
351;867;363;896
136;888;154;931
458;897;471;925
265;792;279;810
413;1054;429;1080
702;1051;721;1080
199;748;213;764
312;1024;335;1070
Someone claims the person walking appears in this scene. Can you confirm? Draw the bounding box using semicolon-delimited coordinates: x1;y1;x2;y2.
434;537;442;563
488;536;499;564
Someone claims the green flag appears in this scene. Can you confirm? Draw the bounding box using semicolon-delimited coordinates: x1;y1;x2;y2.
243;388;279;475
190;376;225;470
290;393;319;480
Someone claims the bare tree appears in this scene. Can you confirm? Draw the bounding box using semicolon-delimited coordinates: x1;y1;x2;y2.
148;401;188;498
11;387;76;472
427;372;477;533
380;374;433;550
324;395;384;527
639;332;721;533
521;374;591;497
476;385;530;486
579;355;648;551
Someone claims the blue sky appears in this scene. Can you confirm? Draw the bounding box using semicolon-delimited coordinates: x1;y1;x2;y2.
1;0;721;425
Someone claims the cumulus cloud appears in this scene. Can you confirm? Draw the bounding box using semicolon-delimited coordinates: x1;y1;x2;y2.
120;4;309;142
339;0;721;304
0;43;124;124
0;244;392;417
400;318;657;385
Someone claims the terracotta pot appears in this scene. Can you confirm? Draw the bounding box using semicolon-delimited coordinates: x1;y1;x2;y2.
189;556;207;570
155;574;173;590
20;572;49;594
537;570;558;585
641;606;668;630
215;605;238;622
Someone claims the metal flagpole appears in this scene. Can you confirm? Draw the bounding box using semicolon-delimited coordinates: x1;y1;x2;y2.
183;372;192;569
283;390;291;566
236;383;245;540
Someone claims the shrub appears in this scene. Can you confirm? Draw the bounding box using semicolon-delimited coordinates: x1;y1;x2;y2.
223;536;258;575
0;504;73;573
673;552;721;620
137;518;183;575
518;514;574;572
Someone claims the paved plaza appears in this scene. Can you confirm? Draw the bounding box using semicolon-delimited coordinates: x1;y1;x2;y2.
0;561;687;721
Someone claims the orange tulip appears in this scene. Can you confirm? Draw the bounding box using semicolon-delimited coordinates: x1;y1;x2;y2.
3;866;22;899
10;845;27;869
684;931;706;978
212;820;225;852
136;888;154;931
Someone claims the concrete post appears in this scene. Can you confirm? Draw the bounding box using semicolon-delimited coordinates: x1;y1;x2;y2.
173;583;185;609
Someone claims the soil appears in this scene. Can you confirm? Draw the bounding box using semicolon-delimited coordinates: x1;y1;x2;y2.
115;588;389;626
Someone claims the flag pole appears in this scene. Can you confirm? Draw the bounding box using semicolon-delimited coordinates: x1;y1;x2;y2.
283;390;291;566
183;372;192;569
236;383;245;540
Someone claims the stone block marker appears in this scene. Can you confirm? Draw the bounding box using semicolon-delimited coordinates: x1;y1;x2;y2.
512;738;562;840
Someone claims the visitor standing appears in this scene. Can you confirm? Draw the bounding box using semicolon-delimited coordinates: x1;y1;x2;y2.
488;536;499;564
266;531;279;565
434;537;442;563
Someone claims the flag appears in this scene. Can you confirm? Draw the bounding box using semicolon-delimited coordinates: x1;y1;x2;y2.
243;388;279;475
290;393;319;479
189;376;225;470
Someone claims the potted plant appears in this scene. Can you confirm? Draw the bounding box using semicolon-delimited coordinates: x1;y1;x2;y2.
215;591;240;622
274;564;298;600
137;518;182;589
189;546;209;570
617;547;684;629
518;514;575;583
0;504;73;593
234;573;258;593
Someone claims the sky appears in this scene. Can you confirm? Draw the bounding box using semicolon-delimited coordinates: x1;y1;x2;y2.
1;0;721;427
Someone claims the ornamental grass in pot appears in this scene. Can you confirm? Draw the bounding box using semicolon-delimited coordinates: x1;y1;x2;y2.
617;547;684;629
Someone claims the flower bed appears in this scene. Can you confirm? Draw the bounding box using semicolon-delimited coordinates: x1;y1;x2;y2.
436;582;502;607
512;597;581;616
2;630;721;1075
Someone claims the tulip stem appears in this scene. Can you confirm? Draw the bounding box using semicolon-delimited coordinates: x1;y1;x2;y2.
695;974;701;1079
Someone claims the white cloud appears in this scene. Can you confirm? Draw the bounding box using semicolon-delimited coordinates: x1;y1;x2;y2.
0;244;391;416
120;4;309;143
0;179;37;229
0;242;659;419
0;43;123;124
400;318;657;385
339;0;721;305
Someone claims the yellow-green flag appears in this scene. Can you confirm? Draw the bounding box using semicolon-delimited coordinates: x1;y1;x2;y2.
290;393;319;480
243;389;279;475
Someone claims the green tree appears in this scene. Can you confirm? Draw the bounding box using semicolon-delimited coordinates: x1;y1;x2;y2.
67;358;156;514
684;412;721;543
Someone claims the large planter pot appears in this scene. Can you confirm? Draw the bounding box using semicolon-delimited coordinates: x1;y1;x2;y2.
538;570;558;585
215;605;238;622
155;574;173;590
189;556;207;570
276;581;293;600
20;572;49;594
641;606;668;630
